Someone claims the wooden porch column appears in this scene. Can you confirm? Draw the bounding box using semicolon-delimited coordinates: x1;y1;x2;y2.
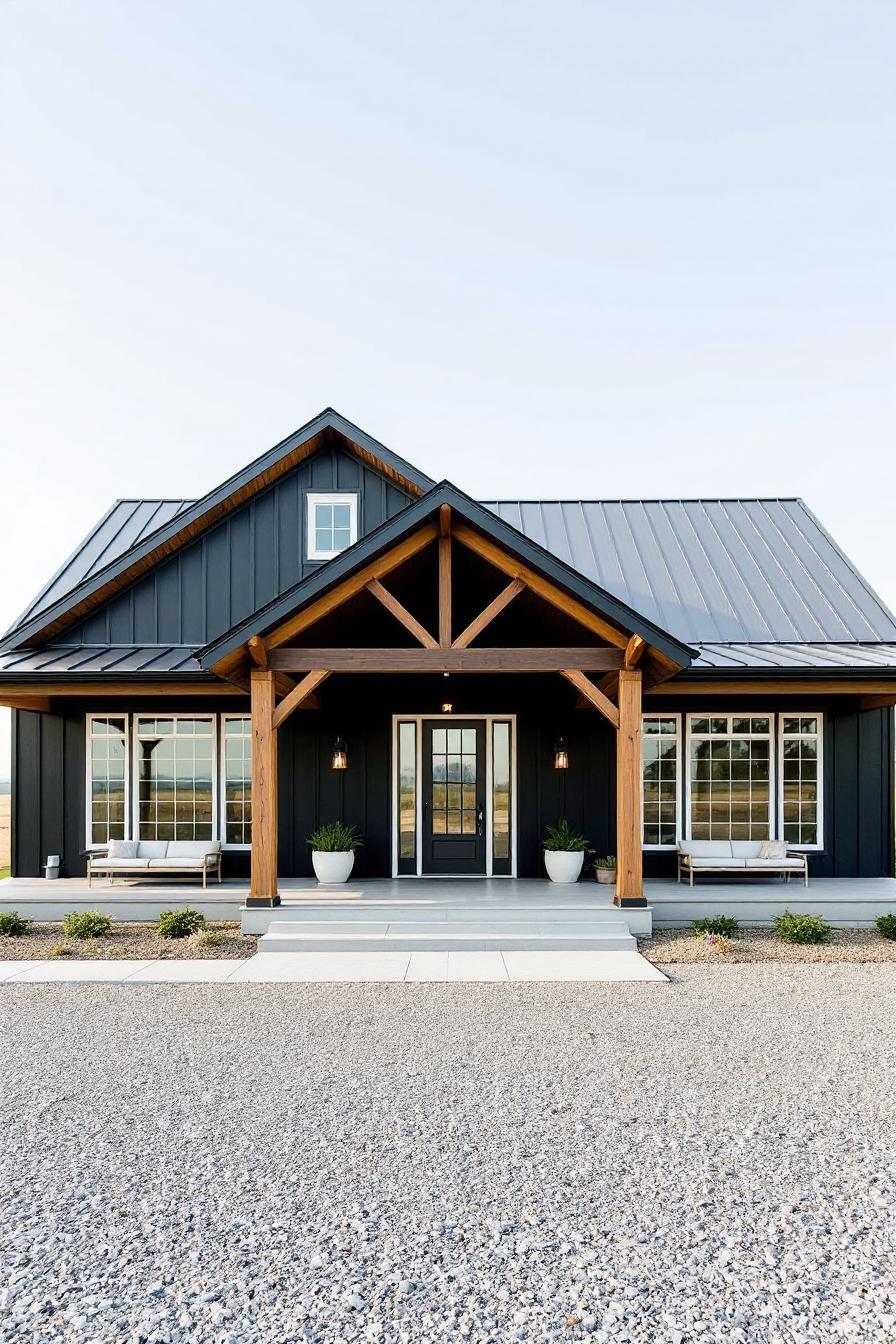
615;667;644;906
248;667;280;907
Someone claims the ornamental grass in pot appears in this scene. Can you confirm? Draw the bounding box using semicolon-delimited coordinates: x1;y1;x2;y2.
593;855;617;885
307;821;363;884
542;819;590;884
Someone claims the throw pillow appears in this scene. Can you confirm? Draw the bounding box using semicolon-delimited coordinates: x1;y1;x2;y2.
759;839;787;860
107;839;139;858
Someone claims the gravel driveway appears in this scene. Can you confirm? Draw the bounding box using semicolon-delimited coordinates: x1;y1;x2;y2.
2;967;895;1343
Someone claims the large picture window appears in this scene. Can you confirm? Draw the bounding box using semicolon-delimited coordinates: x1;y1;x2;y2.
222;716;252;847
688;715;772;841
780;715;823;849
87;715;128;846
642;716;679;847
136;716;215;842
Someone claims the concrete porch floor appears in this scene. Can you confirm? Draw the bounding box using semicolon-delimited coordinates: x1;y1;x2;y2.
1;874;893;930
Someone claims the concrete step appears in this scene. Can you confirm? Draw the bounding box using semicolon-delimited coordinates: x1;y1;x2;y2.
257;919;637;953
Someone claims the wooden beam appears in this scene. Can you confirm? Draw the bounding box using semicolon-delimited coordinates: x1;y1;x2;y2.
860;694;896;710
270;647;626;674
624;634;646;668
0;696;51;713
615;668;644;906
247;636;269;669
439;505;452;647
366;579;438;648
560;669;620;729
271;670;330;731
248;668;279;907
646;678;896;697
265;522;438;648
0;681;247;698
453;578;526;649
451;519;629;649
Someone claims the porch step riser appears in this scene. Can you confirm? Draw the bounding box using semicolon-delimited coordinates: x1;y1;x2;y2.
258;934;638;952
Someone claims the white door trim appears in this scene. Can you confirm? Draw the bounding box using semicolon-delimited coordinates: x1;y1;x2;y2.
391;714;517;878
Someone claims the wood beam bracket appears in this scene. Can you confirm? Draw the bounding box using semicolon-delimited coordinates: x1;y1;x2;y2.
560;669;620;729
271;670;330;731
366;579;438;648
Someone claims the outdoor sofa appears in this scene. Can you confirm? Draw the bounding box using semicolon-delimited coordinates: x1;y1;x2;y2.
87;839;223;888
677;840;809;887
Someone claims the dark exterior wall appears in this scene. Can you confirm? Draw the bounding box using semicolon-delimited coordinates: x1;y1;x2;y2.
12;692;894;880
63;445;414;647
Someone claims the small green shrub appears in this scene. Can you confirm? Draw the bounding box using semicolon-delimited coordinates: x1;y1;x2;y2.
773;909;831;945
307;821;363;852
693;915;740;938
187;927;223;949
543;820;590;852
156;908;207;940
594;855;617;870
48;944;71;958
62;910;112;940
0;911;30;937
875;913;896;941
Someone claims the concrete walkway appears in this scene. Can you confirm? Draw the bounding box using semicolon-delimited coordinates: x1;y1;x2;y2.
0;950;667;983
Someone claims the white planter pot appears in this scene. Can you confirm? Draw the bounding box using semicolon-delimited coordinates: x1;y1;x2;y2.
311;850;355;884
543;849;585;884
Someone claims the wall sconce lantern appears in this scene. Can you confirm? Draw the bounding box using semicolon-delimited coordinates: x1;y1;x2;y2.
331;736;348;770
554;736;569;770
441;702;453;714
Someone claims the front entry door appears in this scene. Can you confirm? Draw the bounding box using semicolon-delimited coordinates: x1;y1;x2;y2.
421;720;487;875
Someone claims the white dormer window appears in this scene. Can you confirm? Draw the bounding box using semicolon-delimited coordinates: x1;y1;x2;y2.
306;492;359;560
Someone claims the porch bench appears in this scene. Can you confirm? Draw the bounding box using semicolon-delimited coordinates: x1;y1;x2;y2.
677;840;809;887
87;840;223;889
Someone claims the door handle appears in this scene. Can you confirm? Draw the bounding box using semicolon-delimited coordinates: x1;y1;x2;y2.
477;806;484;836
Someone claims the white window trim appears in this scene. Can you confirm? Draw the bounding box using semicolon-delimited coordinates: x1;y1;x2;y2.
85;712;131;851
778;712;824;852
390;714;518;878
306;491;359;561
641;712;682;850
132;713;218;844
684;712;775;843
220;713;252;851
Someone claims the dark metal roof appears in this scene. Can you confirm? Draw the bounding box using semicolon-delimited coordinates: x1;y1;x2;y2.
482;499;896;645
2;408;435;648
12;501;193;629
0;645;203;676
197;481;696;670
691;642;896;671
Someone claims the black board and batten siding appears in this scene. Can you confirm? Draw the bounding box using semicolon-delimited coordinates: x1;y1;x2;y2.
64;445;414;647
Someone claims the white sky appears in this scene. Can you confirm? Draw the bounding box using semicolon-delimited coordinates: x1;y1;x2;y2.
2;1;895;778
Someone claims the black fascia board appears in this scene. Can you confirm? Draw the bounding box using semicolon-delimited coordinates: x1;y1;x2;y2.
1;408;435;651
197;480;696;670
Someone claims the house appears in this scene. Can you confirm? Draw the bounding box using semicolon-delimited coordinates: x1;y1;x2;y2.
2;408;894;916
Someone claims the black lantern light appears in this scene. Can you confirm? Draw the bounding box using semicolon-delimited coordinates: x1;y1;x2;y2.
331;736;348;770
554;736;569;770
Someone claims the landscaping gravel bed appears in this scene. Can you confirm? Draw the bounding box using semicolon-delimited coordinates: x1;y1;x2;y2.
644;928;896;964
0;922;254;960
2;966;895;1343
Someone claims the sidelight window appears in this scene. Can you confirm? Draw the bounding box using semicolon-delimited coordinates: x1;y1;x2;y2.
87;715;128;846
397;721;417;862
492;720;512;868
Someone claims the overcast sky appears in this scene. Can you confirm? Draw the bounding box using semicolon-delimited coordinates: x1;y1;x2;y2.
2;1;895;778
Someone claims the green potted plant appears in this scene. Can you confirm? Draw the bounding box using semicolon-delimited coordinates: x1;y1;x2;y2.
593;855;617;885
542;819;590;883
307;821;363;884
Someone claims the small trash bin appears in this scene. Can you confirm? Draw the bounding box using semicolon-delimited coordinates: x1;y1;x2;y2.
45;854;60;880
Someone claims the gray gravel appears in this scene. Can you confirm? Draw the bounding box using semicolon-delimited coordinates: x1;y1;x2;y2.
2;966;895;1344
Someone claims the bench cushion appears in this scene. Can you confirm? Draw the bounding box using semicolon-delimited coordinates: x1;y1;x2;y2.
108;839;139;859
730;841;765;859
678;841;733;858
89;858;150;870
688;857;747;868
147;857;208;869
136;841;169;859
166;840;221;857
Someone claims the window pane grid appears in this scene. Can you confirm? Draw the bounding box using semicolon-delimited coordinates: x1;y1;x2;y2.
689;715;771;841
781;719;821;846
642;716;678;847
89;717;127;844
136;716;214;842
431;726;477;834
223;718;252;846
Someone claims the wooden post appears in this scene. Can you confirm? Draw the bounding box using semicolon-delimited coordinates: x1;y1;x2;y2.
439;504;452;647
615;667;644;906
248;667;279;907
